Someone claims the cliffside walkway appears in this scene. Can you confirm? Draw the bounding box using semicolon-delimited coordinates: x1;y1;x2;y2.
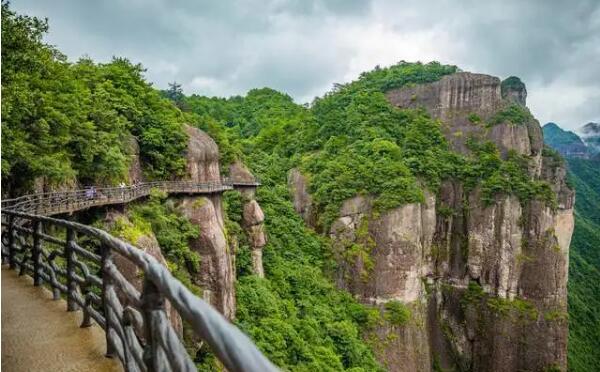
1;179;278;372
1;179;260;216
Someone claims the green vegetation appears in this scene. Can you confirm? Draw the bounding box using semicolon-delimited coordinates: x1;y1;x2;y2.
169;59;557;368
2;2;187;194
107;189;201;294
563;158;600;372
233;186;383;371
6;4;594;370
488;104;532;126
542;123;600;371
384;301;411;326
461;282;538;321
467;113;482;124
543;123;587;149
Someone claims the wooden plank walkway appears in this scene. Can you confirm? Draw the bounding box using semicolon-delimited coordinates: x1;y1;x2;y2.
1;268;122;372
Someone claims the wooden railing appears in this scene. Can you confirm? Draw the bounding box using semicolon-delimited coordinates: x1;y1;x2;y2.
0;177;276;372
1;178;260;216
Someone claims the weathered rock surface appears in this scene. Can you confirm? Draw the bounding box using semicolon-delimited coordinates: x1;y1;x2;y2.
329;193;436;371
178;196;235;320
229;160;256;184
287;168;315;227
183;124;221;183
125;134;143;184
242;199;267;277
293;72;574;372
385;72;543;161
32;177;79;194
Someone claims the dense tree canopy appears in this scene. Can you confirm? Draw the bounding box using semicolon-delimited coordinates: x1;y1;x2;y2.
1;2;187;195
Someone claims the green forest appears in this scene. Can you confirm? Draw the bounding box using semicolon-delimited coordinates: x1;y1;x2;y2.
561;158;600;371
2;2;599;371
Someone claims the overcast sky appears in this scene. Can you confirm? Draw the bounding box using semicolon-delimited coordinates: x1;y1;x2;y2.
13;0;600;130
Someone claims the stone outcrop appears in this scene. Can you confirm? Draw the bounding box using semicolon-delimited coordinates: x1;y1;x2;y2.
172;126;236;319
229;161;267;277
243;199;266;277
178;196;235;319
183;124;221;183
125;134;143;184
229;160;256;184
294;72;574;372
287;168;315;227
385;72;543;160
501;76;527;106
32;176;79;194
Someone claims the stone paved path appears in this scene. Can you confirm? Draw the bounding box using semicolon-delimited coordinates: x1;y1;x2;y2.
2;268;121;372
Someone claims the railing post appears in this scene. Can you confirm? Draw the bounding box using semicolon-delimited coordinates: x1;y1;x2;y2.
141;278;168;372
32;220;43;286
7;214;16;269
101;244;117;358
65;228;79;311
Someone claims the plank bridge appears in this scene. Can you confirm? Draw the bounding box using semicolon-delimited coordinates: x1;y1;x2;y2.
1;180;278;372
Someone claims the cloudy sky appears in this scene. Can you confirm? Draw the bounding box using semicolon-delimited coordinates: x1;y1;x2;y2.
13;0;600;130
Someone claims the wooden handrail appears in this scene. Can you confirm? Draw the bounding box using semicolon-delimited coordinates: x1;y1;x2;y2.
1;180;276;372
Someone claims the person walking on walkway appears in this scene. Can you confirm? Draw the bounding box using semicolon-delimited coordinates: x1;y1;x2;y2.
119;182;126;200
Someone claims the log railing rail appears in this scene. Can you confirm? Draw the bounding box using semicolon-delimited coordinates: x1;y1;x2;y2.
1;178;277;372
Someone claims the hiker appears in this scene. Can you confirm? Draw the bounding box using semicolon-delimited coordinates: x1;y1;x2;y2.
119;182;126;199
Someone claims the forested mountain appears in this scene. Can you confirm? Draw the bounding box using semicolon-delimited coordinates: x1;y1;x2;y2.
2;2;597;371
542;123;600;371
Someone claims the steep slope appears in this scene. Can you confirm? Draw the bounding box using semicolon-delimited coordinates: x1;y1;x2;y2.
180;64;574;372
541;123;600;371
566;157;600;372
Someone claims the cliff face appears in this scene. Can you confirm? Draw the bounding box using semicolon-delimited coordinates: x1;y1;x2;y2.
176;126;266;317
386;72;543;161
293;73;574;372
178;196;236;319
176;125;236;318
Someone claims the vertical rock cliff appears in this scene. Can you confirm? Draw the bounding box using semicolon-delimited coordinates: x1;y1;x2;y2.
176;124;236;319
292;73;574;372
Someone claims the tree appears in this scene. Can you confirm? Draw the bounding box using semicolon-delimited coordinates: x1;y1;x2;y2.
164;81;189;111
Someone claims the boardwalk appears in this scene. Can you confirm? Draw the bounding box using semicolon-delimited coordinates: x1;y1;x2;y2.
1;268;122;371
1;179;260;216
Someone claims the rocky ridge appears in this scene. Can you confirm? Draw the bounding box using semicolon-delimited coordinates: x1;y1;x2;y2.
290;72;574;372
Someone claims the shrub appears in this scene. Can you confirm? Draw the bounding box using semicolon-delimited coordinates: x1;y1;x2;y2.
384;300;411;326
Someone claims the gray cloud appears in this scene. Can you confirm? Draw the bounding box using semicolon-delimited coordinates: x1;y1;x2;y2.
12;0;600;130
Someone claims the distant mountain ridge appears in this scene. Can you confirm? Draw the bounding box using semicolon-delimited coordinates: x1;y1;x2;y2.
543;121;600;160
542;122;591;159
